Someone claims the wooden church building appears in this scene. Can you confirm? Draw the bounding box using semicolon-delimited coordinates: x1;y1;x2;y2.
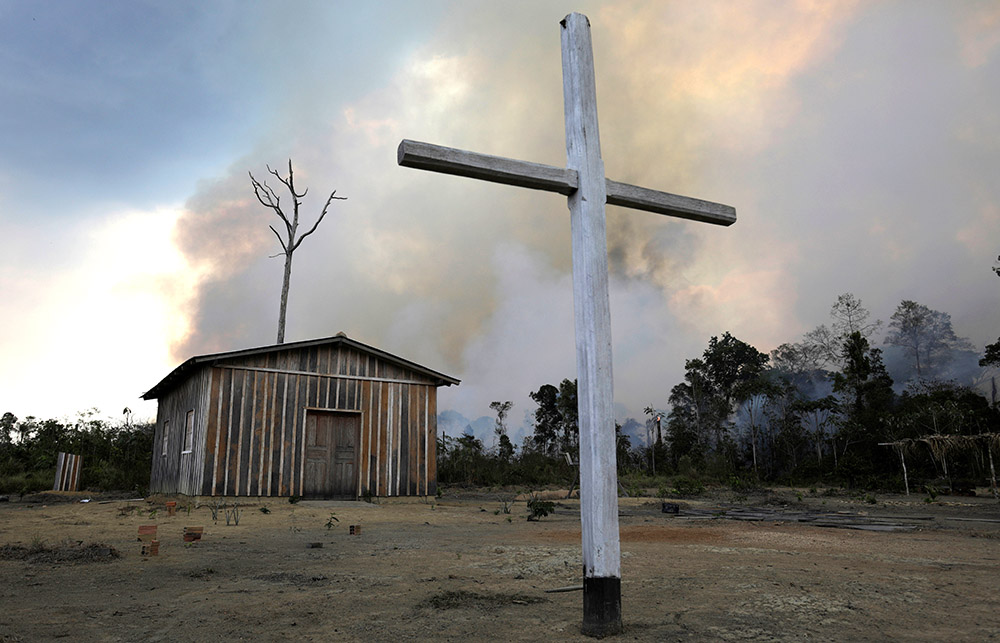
142;334;459;499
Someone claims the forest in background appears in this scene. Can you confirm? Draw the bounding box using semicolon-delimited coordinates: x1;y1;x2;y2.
2;294;997;498
0;410;153;496
439;294;1000;497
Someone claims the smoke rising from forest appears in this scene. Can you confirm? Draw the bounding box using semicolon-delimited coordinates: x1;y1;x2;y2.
168;2;852;357
3;2;998;424
163;1;1000;429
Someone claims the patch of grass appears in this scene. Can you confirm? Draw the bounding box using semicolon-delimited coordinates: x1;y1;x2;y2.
674;475;706;496
422;590;546;611
0;470;54;497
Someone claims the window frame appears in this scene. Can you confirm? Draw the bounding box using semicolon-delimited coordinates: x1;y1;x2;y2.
182;410;195;454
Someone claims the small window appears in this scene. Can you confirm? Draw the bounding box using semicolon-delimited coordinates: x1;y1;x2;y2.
161;421;169;457
183;410;195;453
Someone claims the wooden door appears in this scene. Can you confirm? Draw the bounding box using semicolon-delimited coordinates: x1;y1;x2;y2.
304;412;359;498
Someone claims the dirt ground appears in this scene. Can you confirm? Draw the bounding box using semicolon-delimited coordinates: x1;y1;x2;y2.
1;487;999;642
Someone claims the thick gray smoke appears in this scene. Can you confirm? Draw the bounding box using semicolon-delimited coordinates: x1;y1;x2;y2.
163;2;1000;431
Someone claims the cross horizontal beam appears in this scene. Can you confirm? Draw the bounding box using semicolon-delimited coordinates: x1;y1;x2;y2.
398;139;736;226
398;139;577;195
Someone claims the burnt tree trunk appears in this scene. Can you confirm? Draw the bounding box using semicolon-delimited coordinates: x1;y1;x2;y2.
278;249;293;344
250;160;345;344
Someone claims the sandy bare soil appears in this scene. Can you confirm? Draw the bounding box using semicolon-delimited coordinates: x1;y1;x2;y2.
1;487;999;641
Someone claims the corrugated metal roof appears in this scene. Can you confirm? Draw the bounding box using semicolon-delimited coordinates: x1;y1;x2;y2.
141;333;460;400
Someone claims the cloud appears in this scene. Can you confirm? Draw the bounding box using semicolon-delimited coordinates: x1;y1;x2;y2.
0;208;195;419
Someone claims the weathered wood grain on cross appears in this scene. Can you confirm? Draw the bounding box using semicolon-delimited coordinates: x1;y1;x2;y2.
398;12;735;637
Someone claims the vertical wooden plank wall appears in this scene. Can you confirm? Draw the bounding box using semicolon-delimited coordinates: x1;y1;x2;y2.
53;452;83;492
189;344;440;498
149;368;211;496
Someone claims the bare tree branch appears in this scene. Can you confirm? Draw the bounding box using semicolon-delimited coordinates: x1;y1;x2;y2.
249;172;281;211
250;159;346;344
268;225;288;253
293;190;347;251
267;163;288;189
252;172;294;237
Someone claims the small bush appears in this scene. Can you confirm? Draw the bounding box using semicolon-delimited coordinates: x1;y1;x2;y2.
673;475;705;496
526;495;554;521
325;513;339;530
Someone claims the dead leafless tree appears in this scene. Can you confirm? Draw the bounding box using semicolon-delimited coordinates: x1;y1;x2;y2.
250;160;346;343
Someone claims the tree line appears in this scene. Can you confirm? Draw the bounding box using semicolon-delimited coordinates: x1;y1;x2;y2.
3;294;995;496
0;410;153;496
439;294;1000;494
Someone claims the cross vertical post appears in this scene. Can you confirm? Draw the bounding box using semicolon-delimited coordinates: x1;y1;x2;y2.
560;12;621;636
396;12;735;637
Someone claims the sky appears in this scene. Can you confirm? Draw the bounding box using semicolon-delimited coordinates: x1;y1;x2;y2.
1;0;998;437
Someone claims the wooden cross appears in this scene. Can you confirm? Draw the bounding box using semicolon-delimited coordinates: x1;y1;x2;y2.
398;13;735;636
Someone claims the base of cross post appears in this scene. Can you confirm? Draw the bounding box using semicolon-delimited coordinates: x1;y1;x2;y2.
582;576;622;637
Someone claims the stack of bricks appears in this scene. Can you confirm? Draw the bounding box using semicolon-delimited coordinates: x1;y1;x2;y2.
349;525;361;535
138;525;158;556
183;526;203;542
165;501;177;517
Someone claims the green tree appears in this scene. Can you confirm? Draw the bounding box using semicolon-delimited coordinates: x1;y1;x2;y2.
556;379;579;452
980;339;1000;368
667;358;719;465
529;384;562;454
834;332;894;419
0;412;15;447
831;332;895;480
528;379;579;455
666;333;769;470
489;401;514;462
704;332;770;408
